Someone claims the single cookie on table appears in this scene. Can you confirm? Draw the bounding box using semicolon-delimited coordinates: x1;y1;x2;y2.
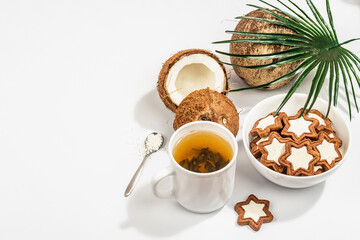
281;109;319;142
250;112;286;138
302;109;332;132
279;140;320;176
234;194;273;232
312;132;342;171
257;132;291;173
250;135;270;158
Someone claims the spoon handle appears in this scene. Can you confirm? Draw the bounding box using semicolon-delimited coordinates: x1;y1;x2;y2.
124;154;148;197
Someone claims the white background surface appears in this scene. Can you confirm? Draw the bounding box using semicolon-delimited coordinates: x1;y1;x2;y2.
0;0;360;239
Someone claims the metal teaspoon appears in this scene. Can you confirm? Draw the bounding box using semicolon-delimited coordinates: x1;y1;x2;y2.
124;132;164;197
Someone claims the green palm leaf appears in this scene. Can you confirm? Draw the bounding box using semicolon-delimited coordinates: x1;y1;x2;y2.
213;0;360;119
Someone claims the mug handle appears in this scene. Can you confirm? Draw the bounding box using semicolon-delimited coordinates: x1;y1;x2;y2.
151;166;175;198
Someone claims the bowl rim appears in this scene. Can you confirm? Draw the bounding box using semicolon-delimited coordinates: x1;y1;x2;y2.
242;93;351;180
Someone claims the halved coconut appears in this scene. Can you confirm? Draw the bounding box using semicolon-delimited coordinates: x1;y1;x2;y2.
173;88;239;136
157;49;228;112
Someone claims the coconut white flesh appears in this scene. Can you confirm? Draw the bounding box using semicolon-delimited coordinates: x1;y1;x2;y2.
166;54;225;106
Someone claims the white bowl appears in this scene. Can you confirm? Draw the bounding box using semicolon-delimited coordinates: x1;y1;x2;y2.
242;93;351;188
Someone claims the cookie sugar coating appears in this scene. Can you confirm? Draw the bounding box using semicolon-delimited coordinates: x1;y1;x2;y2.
279;140;320;176
250;112;285;138
258;132;291;173
234;194;273;231
312;132;342;170
281;109;318;142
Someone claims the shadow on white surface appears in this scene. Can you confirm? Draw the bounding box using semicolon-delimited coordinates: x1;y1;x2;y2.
226;139;325;222
230;67;359;122
120;184;218;237
343;0;360;6
133;89;174;134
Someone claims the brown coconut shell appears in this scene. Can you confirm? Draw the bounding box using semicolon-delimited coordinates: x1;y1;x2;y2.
230;9;301;90
173;88;239;136
157;49;229;112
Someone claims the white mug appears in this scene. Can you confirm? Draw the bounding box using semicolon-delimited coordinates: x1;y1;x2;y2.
151;121;238;213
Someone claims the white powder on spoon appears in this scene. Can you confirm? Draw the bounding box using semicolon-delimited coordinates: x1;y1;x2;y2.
145;133;163;153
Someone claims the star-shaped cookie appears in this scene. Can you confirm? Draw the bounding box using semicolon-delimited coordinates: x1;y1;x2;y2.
250;135;269;158
234;194;273;231
305;109;332;132
258;132;291;172
314;164;325;175
281;109;319;142
312;132;342;170
250;112;285;138
321;129;342;147
279;140;320;176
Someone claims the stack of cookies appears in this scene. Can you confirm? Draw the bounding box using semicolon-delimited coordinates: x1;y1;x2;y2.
250;108;343;176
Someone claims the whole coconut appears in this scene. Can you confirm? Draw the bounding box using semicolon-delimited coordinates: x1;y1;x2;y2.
173;88;239;136
230;9;301;90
